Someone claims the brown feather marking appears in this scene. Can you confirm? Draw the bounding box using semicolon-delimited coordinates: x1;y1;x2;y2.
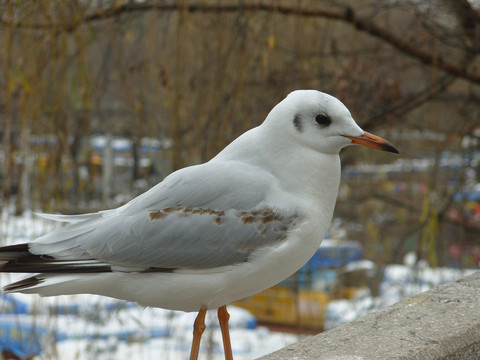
239;208;282;224
149;210;168;220
149;207;226;225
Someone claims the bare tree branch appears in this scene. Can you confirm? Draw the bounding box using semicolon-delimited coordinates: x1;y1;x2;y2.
2;2;480;84
442;0;480;53
365;74;456;128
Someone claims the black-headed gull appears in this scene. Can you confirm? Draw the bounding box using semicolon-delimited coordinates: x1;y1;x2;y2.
0;90;398;360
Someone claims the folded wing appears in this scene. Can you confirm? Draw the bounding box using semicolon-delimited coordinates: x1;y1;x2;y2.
3;161;298;274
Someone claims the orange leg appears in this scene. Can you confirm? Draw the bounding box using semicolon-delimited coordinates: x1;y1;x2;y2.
218;305;233;360
190;307;207;360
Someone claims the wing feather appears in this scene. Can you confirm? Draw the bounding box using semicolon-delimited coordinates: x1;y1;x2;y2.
28;161;298;270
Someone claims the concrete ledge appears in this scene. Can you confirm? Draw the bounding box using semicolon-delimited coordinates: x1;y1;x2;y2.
258;271;480;360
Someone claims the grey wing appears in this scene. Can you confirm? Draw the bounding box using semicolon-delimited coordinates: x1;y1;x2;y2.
29;161;298;270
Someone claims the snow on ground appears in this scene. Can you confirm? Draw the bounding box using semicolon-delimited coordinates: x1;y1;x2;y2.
324;261;477;331
1;300;298;359
1;294;300;360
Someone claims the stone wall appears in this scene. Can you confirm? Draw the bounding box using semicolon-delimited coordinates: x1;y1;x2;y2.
259;272;480;360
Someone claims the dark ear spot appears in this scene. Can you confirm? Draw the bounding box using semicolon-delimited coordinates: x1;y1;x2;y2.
293;114;303;132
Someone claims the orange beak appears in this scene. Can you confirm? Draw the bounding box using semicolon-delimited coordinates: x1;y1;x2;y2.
343;131;399;154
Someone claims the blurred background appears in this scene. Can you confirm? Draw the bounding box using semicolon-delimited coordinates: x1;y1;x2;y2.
1;0;480;359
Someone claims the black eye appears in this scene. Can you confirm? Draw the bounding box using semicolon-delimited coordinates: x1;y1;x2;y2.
315;114;331;127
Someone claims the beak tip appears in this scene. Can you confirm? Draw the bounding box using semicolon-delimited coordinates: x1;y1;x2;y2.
385;143;400;154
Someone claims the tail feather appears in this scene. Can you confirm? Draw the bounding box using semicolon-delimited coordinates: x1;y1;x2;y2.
0;243;30;260
30;213;101;260
3;274;93;295
0;242;112;274
35;211;103;223
3;275;43;292
1;212;111;295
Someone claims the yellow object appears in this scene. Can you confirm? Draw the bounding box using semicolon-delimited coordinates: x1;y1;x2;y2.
234;286;330;330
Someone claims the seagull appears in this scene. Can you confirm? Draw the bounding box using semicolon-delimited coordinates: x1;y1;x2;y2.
0;90;398;360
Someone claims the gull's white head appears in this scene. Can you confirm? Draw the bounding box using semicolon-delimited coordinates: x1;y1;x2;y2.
263;90;399;155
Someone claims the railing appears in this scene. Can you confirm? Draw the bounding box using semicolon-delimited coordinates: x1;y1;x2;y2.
259;271;480;360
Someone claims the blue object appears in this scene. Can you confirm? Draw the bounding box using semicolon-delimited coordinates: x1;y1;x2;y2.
0;294;29;315
303;241;363;270
0;318;60;359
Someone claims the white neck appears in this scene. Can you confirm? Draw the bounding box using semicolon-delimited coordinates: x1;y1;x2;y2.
213;125;342;216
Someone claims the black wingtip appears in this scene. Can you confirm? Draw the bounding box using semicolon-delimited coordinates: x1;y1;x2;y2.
4;275;44;292
0;243;31;260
